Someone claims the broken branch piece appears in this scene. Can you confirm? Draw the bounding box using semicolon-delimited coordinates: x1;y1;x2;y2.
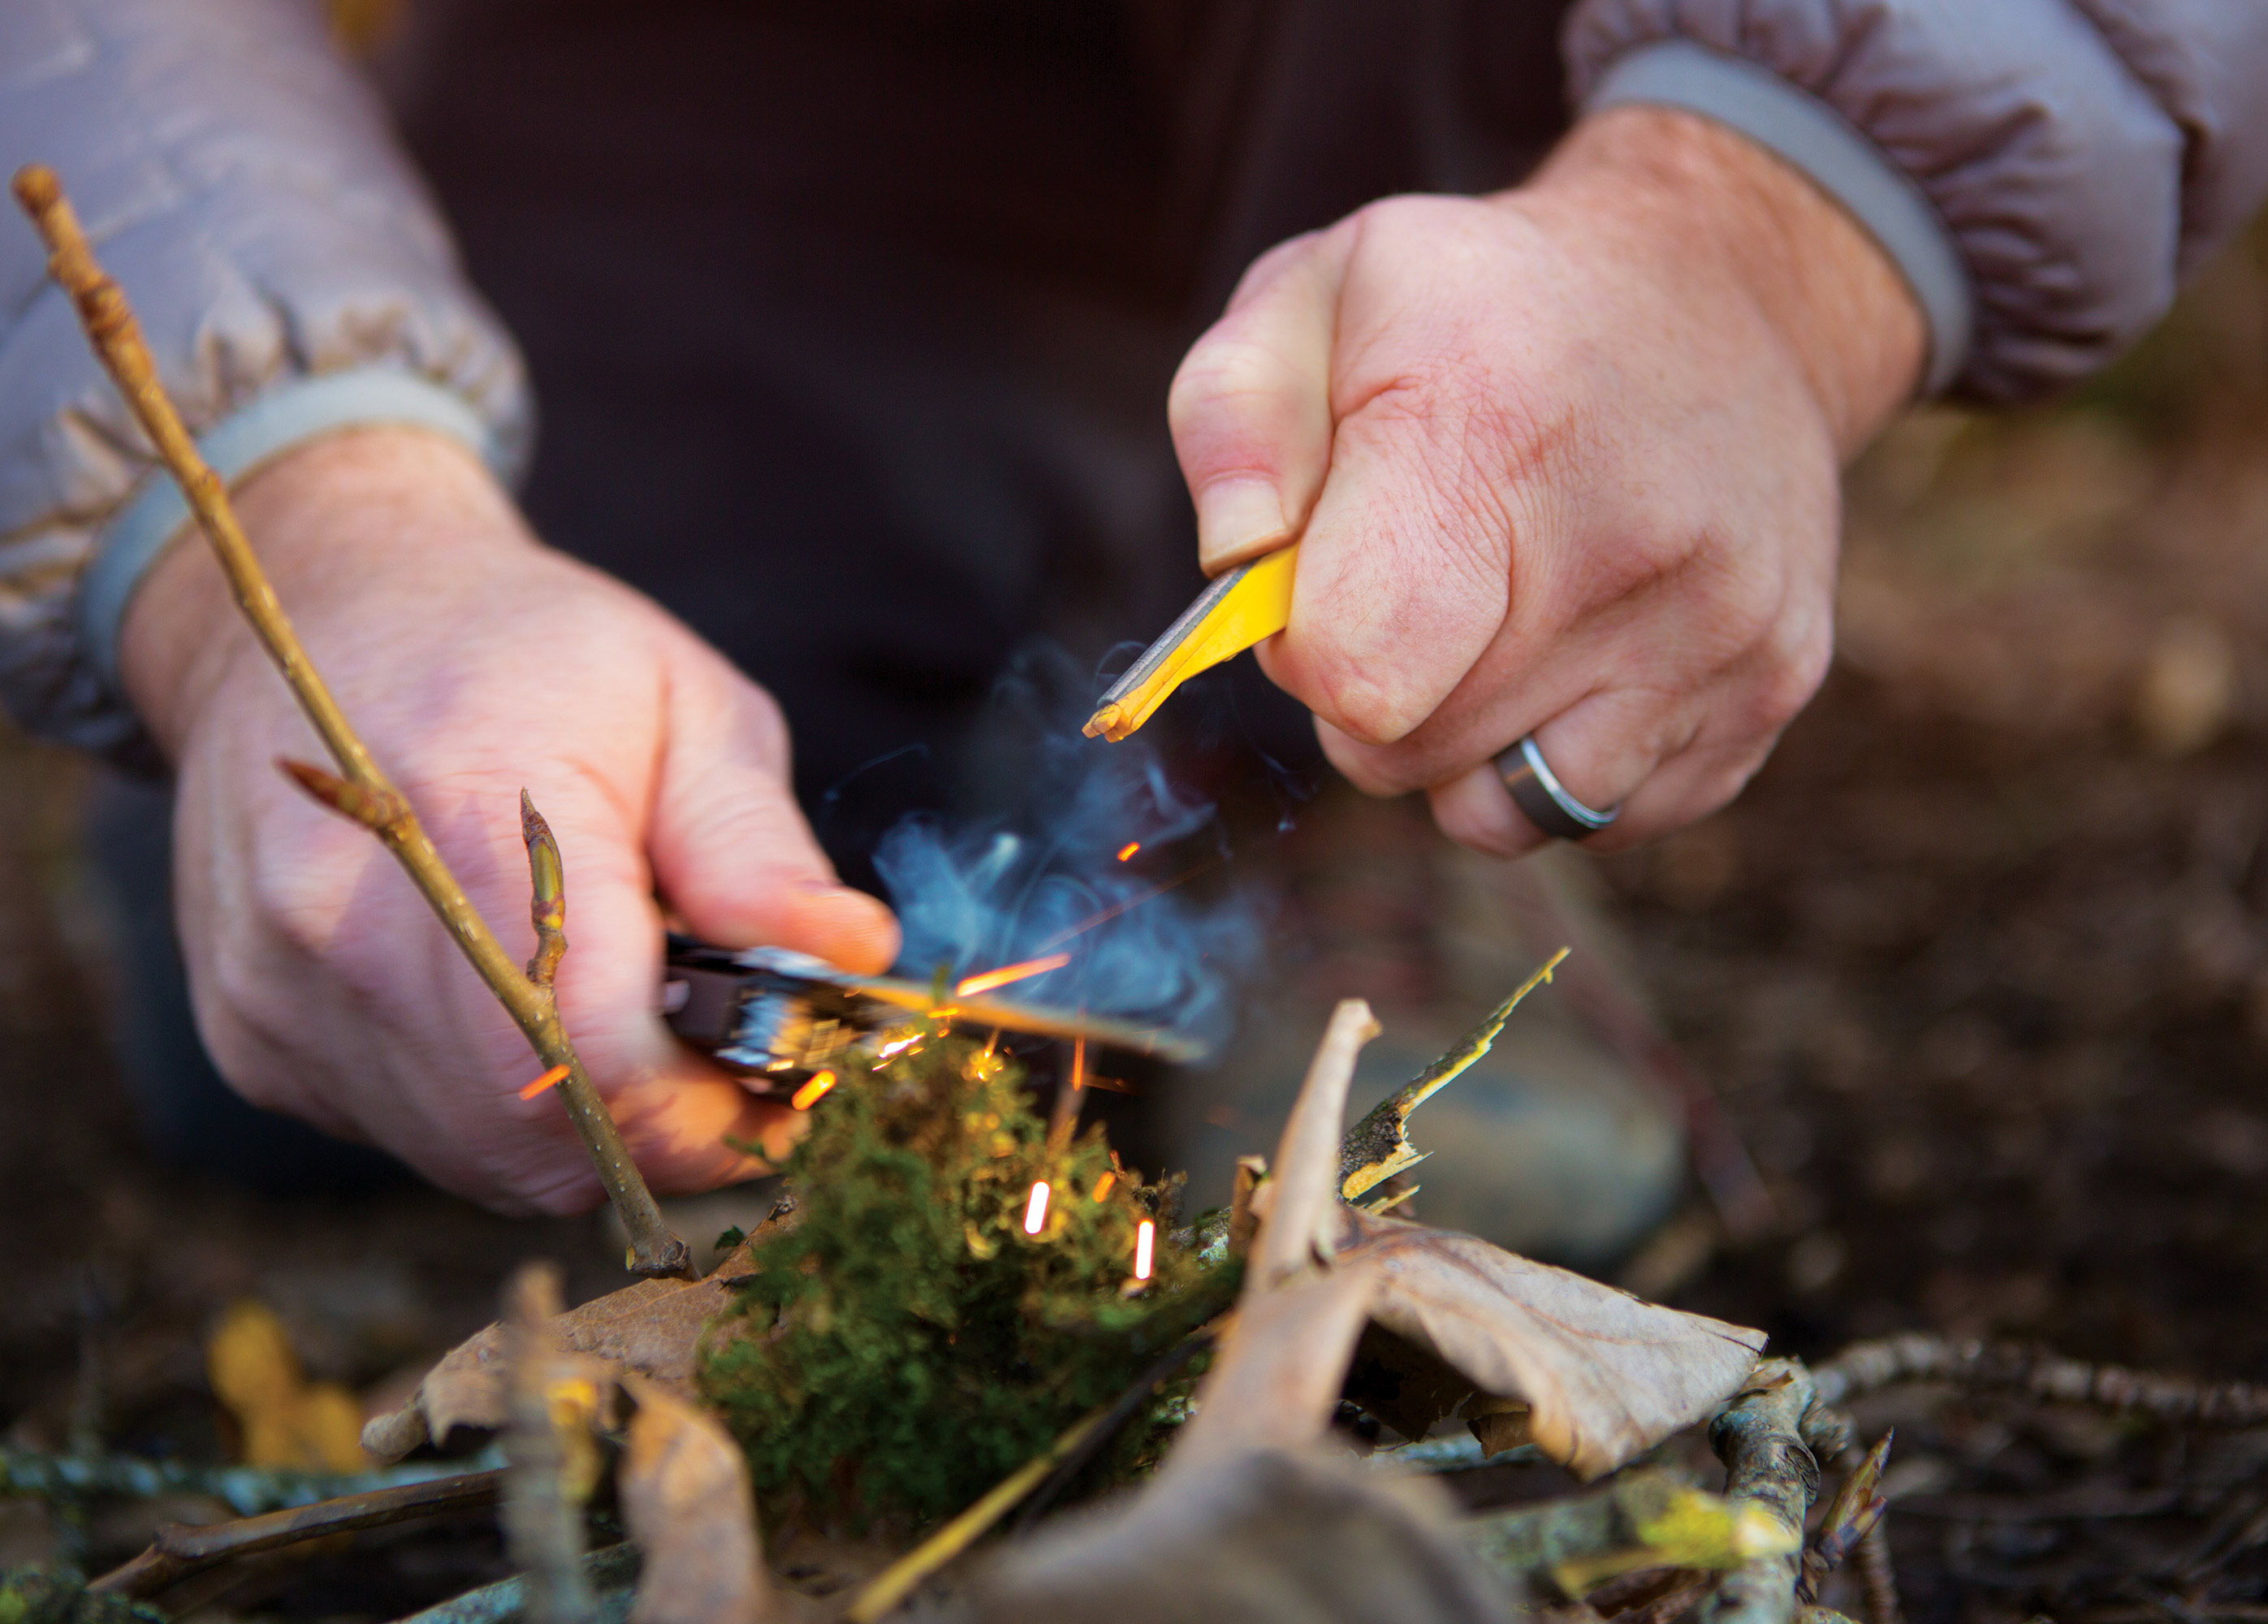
11;164;689;1279
1339;948;1569;1205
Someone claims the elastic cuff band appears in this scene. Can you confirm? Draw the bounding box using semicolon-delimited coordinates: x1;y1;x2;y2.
1586;37;1973;398
79;366;501;691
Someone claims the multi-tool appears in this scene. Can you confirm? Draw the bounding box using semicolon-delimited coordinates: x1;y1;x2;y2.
662;935;1207;1091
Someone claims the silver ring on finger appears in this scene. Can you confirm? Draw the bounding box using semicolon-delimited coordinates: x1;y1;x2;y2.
1493;734;1619;842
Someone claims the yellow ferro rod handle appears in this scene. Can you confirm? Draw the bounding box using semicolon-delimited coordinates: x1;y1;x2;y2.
1082;542;1298;742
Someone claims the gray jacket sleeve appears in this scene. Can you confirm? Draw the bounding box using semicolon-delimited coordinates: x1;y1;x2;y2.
1565;0;2268;404
0;0;528;759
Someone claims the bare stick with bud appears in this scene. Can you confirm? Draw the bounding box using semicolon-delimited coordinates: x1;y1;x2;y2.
12;164;690;1279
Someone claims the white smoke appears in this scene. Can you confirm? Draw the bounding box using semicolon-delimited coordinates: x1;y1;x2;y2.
871;653;1264;1048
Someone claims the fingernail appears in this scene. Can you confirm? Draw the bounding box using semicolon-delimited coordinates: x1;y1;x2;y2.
1195;478;1291;573
810;888;901;977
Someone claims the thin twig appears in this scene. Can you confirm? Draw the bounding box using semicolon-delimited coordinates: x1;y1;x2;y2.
0;1444;496;1514
1814;1433;1903;1624
843;1408;1111;1623
88;1470;503;1598
1463;1469;1798;1600
502;1263;596;1624
1853;1520;1902;1624
1799;1434;1890;1605
1811;1333;2268;1424
11;165;688;1279
396;1543;643;1624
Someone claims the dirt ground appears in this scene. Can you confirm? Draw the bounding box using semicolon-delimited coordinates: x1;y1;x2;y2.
4;230;2267;1621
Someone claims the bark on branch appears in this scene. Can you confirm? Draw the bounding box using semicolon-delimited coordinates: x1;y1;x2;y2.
87;1470;503;1599
1812;1333;2268;1423
1702;1359;1822;1624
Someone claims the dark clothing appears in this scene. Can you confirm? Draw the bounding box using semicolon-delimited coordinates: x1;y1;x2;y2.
388;2;1572;832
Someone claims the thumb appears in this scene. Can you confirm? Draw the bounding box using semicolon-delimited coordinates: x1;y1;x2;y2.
649;657;900;976
1169;229;1350;575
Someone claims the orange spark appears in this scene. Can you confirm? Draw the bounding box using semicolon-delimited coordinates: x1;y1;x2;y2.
953;952;1071;998
1116;841;1141;862
1023;1181;1052;1235
1134;1220;1155;1281
1070;1035;1086;1093
518;1063;570;1101
790;1071;838;1110
1092;1171;1116;1202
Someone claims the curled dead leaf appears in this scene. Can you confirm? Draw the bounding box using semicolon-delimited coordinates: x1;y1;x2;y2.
1337;1207;1765;1479
970;1446;1510;1624
1163;1262;1381;1479
618;1374;775;1624
1171;987;1765;1484
1253;999;1380;1286
365;1222;783;1462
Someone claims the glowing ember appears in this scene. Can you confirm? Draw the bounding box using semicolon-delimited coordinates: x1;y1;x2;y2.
1134;1219;1155;1281
1091;1170;1116;1202
1116;841;1141;862
518;1063;570;1101
1070;1035;1086;1093
1023;1181;1052;1235
953;952;1072;998
790;1071;838;1110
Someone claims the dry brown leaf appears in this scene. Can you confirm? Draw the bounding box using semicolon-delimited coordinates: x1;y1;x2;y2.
1251;999;1380;1286
968;1445;1510;1624
1336;1206;1765;1479
1163;1261;1381;1478
1170;997;1765;1486
364;1227;775;1462
617;1374;776;1624
208;1298;369;1471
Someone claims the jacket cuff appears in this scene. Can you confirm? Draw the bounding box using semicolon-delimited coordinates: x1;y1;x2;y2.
1584;39;1972;399
1564;0;2186;402
78;367;501;695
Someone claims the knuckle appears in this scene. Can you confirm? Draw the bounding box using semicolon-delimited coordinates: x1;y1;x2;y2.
1224;228;1324;306
1743;605;1834;735
246;833;361;962
724;680;791;765
1169;347;1315;473
1171;335;1286;412
1313;662;1423;749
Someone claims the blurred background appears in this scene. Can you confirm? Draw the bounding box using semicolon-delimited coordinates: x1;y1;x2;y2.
2;210;2264;1618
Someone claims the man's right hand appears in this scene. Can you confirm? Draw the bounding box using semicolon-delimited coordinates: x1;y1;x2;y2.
119;427;900;1213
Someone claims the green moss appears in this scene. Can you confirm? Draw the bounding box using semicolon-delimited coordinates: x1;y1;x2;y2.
700;1025;1238;1529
